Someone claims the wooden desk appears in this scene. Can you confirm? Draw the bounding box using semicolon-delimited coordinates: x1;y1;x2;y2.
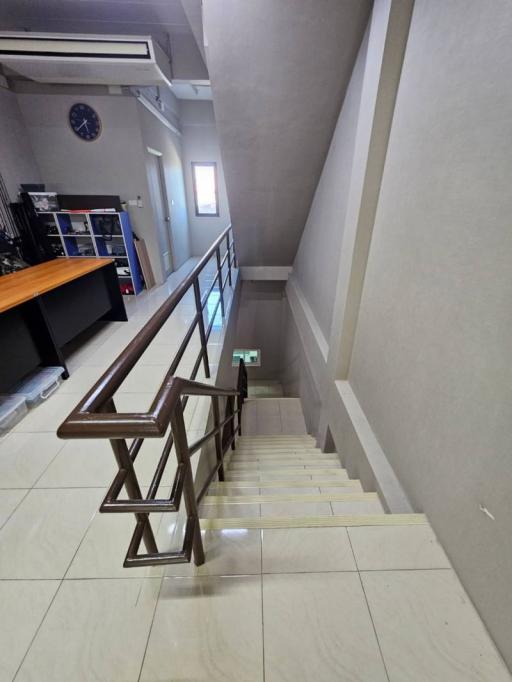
0;259;127;392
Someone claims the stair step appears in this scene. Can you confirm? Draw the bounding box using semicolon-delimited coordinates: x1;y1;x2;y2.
235;445;322;455
227;468;350;479
237;442;315;449
229;460;339;470
240;433;315;441
210;479;361;490
200;514;428;530
202;492;377;505
231;453;337;461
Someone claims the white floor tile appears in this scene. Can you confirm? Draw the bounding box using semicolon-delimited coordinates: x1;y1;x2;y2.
361;569;512;681
16;578;160;682
164;528;262;577
0;488;102;578
140;575;263;682
260;501;332;517
0;433;64;488
67;510;163;579
262;527;357;573
0;489;28;528
0;579;59;682
36;439;116;488
263;572;388;681
13;393;84;433
348;524;451;570
331;499;384;515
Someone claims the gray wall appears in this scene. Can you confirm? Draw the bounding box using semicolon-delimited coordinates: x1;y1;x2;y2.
180;100;231;256
283;0;512;668
348;0;512;666
0;87;41;198
203;0;372;265
292;28;368;340
137;101;191;270
280;307;321;435
16;89;191;282
233;281;286;381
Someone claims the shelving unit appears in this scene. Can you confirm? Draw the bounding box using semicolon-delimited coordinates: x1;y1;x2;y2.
36;210;143;295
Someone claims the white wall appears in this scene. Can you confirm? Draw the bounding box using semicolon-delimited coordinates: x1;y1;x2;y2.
233;281;286;381
180;100;231;255
203;0;372;265
348;0;512;667
282;0;512;668
292;28;368;339
137;101;191;270
16;89;191;283
0;87;41;199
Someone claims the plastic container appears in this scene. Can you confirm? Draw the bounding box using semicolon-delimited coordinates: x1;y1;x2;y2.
11;367;64;407
0;395;28;434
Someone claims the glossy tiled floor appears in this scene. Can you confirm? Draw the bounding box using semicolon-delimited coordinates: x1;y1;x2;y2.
0;260;510;681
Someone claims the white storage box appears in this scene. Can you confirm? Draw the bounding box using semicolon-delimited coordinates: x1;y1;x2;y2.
11;366;64;407
0;395;28;434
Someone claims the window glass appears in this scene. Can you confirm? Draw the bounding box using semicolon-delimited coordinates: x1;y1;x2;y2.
232;349;261;367
192;162;219;216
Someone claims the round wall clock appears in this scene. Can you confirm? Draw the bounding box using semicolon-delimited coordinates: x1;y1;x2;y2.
69;103;102;141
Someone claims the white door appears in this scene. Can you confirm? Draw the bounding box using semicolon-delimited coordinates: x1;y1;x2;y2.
147;150;173;277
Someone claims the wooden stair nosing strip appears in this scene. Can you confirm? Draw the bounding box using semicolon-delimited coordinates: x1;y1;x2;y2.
209;479;360;489
199;514;428;530
232;452;337;458
202;492;377;505
227;462;341;474
228;462;342;470
226;469;350;478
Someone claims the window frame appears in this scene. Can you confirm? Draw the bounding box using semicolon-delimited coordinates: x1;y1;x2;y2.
191;161;220;217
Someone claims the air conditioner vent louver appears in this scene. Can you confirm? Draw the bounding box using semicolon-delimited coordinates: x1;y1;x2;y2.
0;32;171;87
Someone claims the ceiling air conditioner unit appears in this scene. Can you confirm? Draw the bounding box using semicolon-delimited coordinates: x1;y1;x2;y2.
0;32;172;87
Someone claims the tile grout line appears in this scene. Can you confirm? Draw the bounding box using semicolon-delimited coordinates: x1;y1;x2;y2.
346;529;392;682
12;577;64;680
260;529;266;682
0;488;30;532
137;574;166;682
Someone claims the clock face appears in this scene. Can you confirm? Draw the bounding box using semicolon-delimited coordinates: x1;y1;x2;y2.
69;103;101;141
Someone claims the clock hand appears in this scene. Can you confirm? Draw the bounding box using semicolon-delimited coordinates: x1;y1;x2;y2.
76;119;88;131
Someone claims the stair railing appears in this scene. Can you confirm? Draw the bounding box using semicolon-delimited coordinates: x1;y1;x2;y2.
57;225;248;567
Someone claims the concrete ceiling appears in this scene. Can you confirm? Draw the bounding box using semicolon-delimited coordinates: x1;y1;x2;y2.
0;0;208;80
203;0;372;265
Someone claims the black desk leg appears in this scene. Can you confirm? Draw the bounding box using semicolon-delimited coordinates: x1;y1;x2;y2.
24;298;70;379
101;262;128;322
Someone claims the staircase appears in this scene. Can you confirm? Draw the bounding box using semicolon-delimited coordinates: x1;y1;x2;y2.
200;419;424;532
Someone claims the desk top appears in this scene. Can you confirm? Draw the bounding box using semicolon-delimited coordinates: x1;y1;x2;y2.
0;258;113;314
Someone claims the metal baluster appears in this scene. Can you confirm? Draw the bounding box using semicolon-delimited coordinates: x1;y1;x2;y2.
226;231;232;287
215;246;225;317
105;399;158;554
193;278;210;378
170;399;205;566
231;229;238;269
211;396;225;481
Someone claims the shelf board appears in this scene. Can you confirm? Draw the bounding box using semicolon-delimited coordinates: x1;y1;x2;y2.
63;234;92;238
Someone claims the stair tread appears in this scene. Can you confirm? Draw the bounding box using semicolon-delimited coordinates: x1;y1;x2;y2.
231;450;339;462
210;479;359;489
227;468;350;478
200;514;427;530
202;492;377;504
229;462;340;469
